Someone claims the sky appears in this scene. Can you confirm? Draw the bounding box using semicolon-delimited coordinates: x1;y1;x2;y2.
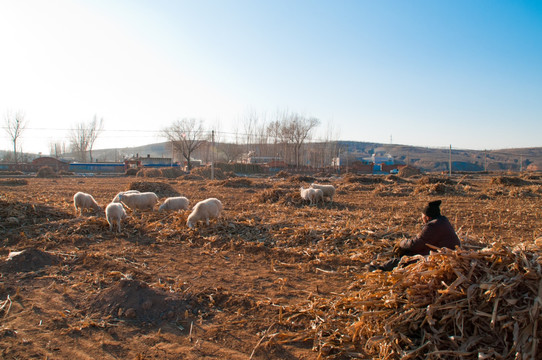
0;0;541;155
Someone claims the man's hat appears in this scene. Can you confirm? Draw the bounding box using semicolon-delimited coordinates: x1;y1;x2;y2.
423;200;442;218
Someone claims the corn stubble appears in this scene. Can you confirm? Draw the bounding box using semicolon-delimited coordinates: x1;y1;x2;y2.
0;174;540;359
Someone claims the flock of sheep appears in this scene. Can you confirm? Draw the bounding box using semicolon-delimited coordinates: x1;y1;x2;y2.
73;190;223;232
72;182;335;232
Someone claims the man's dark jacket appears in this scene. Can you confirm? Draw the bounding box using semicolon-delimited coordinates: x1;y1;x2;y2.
398;216;460;256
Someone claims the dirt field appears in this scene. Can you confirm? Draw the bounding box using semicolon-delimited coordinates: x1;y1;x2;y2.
0;173;541;359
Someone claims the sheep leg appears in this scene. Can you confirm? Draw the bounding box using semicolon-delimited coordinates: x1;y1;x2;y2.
205;218;210;226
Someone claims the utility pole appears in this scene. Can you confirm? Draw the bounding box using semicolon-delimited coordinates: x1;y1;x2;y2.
520;154;523;173
170;141;173;167
484;150;487;172
211;130;215;180
337;148;341;175
449;145;452;176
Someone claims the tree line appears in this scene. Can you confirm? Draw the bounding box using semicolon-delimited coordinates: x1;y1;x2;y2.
3;110;342;169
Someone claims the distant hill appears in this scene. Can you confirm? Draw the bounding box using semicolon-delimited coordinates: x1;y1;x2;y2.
88;141;542;173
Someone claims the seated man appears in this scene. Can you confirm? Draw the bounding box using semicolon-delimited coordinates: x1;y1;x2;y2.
373;200;460;271
396;200;460;257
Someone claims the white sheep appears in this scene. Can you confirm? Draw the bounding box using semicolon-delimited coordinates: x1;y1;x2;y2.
187;198;223;229
73;191;102;216
112;190;140;203
159;196;190;212
118;192;159;212
310;183;336;203
300;187;323;206
105;202;127;232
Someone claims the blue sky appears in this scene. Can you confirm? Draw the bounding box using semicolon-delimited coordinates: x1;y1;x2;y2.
0;0;541;154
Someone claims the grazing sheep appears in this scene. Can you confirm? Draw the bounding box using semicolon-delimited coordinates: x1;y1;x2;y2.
105;202;127;232
313;188;324;204
310;183;336;203
300;187;323;206
118;192;159;212
159;196;190;212
187;198;223;229
73;191;102;216
112;190;140;203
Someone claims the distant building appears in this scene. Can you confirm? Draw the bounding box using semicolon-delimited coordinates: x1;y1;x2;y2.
240;151;282;165
247;156;282;164
127;154;174;167
333;152;399;174
362;153;394;165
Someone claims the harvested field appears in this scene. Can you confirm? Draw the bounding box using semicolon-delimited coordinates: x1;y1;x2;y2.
0;175;541;359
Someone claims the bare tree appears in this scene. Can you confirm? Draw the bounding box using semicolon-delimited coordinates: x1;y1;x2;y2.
242;110;258;154
217;123;244;163
217;142;244;163
4;110;27;164
69;116;104;162
70;123;90;162
283;113;320;168
87;116;104;163
255;115;269;157
321;121;341;169
162;118;207;171
267;119;283;160
49;139;67;158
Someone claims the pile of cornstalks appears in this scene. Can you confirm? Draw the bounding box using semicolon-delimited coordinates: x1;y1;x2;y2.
273;243;542;359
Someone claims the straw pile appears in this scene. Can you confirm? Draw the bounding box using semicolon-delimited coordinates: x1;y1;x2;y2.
128;181;180;198
0;179;28;186
36;166;58;178
398;166;421;177
490;176;530;187
272;244;542;359
190;166;228;179
136;168;162;177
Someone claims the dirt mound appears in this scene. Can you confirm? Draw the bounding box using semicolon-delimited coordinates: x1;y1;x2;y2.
36;166;58;178
398;165;421;177
128;181;180;198
0;179;28;186
490;176;529;186
88;279;191;324
0;199;73;227
0;248;60;273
